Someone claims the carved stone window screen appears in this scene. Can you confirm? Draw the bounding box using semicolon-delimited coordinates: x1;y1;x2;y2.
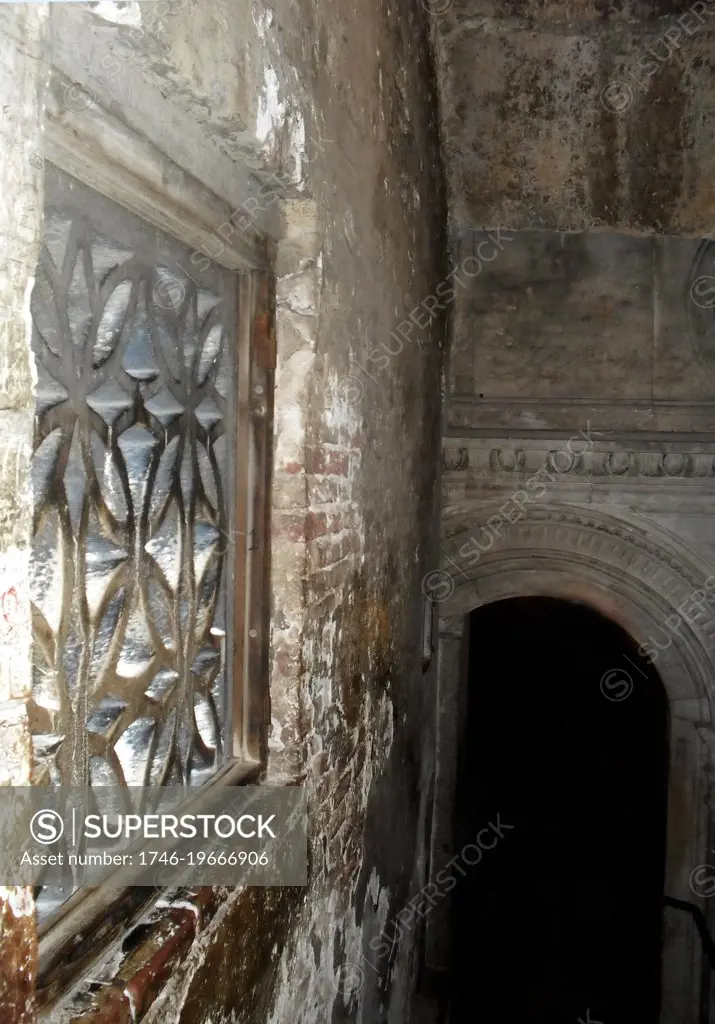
29;160;273;1007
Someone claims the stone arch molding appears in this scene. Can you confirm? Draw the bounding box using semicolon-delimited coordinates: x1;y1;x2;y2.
431;503;715;1022
439;503;715;724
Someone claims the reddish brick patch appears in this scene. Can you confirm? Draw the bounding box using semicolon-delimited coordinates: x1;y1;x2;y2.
304;448;351;476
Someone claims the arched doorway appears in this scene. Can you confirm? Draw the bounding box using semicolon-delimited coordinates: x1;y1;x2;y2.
450;596;669;1024
426;508;715;1022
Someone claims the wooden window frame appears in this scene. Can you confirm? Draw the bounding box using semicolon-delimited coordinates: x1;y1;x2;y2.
34;71;275;1012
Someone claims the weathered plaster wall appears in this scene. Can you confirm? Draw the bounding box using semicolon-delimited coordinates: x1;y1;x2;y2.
24;0;448;1022
438;227;715;1024
444;229;715;556
433;0;715;233
448;229;715;427
0;6;47;1023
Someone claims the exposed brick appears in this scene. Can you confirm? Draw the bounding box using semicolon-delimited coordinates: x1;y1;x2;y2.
273;511;311;542
307;475;346;506
272;472;309;510
0;888;35;1024
121;910;196;1018
274;644;298;678
303;510;350;542
306;589;339;620
273;510;350;543
305;558;352;601
69;986;132;1024
304;448;351;476
308;532;359;571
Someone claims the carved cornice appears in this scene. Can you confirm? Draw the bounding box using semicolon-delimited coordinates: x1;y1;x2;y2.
441;447;469;472
442;443;715;480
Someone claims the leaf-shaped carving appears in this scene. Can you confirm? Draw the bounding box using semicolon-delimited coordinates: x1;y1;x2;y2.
61;603;84;698
145;577;174;653
149;707;178;787
190;645;220;685
144;668;179;707
154;267;186;314
145;502;182;594
177;715;192;781
114;717;156;787
91;234;133;285
32;428;64;510
179;443;194;507
197;441;218;509
44;216;72;273
31;263;63;358
193;521;220;590
31;656;61;715
152;273;183;381
90;587;126;689
209;568;227;638
123;287;161;383
195;559;221;642
181;298;198;372
67;246;94;358
196;289;221;321
89;754;120;788
212;434;228;491
214;341;232;401
148;436;180;523
31;173;235;816
30;511;66;637
84;533;127;622
194;694;220;753
89;431;128;523
114;597;155;680
86;694;129;741
94;279;132;368
196;324;223;386
35;361;69;418
116;425;159;512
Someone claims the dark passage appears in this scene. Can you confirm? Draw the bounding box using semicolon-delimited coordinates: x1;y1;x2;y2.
451;597;669;1024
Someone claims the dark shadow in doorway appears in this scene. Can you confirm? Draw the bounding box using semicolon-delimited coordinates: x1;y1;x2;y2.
451;597;669;1024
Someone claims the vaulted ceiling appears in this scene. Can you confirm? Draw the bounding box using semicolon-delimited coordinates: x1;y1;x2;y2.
432;0;715;235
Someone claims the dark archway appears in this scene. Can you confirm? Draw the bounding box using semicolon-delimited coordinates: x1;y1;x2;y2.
451;596;669;1024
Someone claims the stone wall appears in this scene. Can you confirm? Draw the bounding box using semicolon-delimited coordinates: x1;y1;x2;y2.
433;0;715;233
0;0;447;1021
0;6;48;1023
444;228;715;555
437;228;715;1024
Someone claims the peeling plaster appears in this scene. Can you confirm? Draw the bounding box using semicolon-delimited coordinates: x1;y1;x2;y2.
1;886;33;919
266;681;395;1024
268;716;286;751
88;1;142;26
256;64;285;147
288;109;306;186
